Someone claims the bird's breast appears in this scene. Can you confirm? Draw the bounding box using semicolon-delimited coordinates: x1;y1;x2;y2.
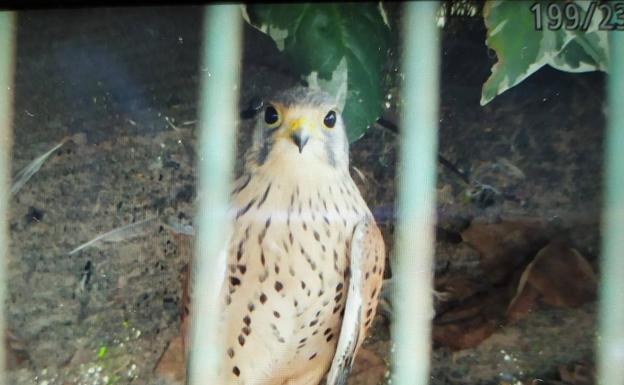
220;168;371;383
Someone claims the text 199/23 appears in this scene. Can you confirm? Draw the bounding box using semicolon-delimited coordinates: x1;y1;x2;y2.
530;1;624;31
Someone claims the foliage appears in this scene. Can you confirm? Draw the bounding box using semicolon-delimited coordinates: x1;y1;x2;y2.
243;4;390;142
242;1;611;140
481;0;609;105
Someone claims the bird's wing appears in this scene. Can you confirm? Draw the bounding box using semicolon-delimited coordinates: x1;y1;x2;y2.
181;262;191;351
182;231;231;349
155;237;231;383
326;217;385;385
154;246;193;382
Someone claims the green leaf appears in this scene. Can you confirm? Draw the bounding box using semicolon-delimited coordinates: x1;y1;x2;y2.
97;345;108;359
481;0;608;105
245;4;390;141
306;57;348;111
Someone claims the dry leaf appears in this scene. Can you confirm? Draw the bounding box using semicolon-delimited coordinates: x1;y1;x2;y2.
559;362;594;385
506;284;541;323
154;335;187;385
433;289;508;350
526;362;595;385
507;239;596;323
527;239;596;307
5;330;28;369
434;273;485;314
433;316;498;351
461;217;553;284
348;347;387;385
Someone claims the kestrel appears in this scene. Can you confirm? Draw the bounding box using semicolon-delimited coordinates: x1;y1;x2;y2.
158;87;385;385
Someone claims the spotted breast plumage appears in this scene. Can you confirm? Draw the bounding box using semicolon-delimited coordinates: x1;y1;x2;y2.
160;87;385;385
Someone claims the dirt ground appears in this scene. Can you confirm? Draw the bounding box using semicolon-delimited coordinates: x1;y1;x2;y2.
5;5;604;385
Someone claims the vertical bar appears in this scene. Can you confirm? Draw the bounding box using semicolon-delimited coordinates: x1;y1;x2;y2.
188;5;241;385
392;2;440;385
597;30;624;385
0;11;15;385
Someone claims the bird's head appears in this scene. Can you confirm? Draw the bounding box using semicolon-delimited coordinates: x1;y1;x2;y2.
250;87;349;171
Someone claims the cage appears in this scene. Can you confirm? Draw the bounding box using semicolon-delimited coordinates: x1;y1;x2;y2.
0;2;622;385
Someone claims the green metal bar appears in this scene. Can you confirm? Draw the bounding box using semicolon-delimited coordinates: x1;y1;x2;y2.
0;12;15;385
187;5;242;385
597;30;624;385
391;2;440;385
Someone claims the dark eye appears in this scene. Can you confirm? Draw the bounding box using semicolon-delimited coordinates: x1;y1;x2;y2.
264;105;280;126
323;110;336;128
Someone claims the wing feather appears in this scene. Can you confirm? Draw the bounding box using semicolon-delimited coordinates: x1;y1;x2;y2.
326;218;385;385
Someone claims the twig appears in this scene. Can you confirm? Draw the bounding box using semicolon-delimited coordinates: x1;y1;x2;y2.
376;117;472;184
375;116;521;203
165;116;182;131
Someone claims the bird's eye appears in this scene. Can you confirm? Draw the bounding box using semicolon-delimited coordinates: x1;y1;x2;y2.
264;105;280;127
323;110;336;129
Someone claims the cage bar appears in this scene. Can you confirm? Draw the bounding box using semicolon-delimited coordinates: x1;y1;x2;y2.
187;5;242;385
0;11;16;385
391;2;440;385
597;29;624;385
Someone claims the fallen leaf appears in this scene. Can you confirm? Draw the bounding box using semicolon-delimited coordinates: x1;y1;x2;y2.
526;361;595;385
506;283;541;324
433;273;486;314
559;362;594;385
67;339;93;367
156;268;189;385
435;274;482;302
461;217;553;284
433;290;508;350
154;335;186;385
529;239;596;307
5;330;29;369
433;316;498;351
348;347;387;385
507;238;596;323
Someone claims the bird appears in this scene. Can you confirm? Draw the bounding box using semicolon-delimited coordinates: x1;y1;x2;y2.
157;86;385;385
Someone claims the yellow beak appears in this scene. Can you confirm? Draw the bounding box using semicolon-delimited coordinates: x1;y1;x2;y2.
288;117;310;153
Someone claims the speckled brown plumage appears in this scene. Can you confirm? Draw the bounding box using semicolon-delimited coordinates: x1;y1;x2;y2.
159;87;385;385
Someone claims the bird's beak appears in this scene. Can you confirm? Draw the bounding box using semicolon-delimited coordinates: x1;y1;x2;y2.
289;118;310;153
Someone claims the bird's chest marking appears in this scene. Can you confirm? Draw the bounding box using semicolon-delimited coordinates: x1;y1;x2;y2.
223;172;369;380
